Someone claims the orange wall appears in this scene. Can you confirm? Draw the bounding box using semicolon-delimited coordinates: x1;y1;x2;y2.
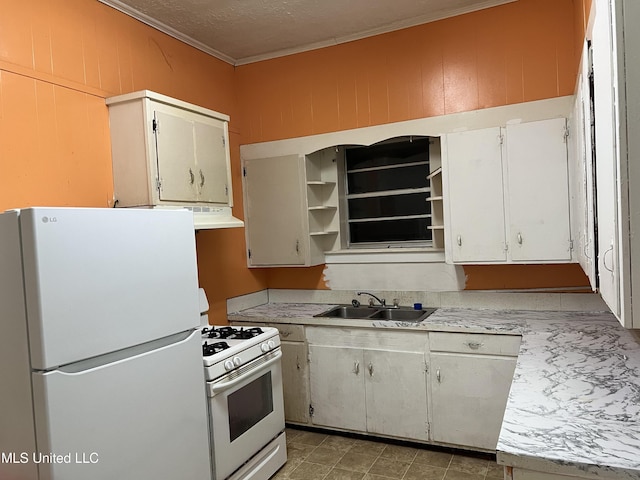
0;0;594;324
0;0;267;324
236;0;592;292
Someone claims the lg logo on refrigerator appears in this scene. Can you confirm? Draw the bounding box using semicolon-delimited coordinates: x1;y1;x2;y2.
41;216;57;223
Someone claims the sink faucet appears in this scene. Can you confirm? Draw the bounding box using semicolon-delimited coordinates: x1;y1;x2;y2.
356;291;386;307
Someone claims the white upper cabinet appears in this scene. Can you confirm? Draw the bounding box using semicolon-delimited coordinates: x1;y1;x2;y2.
568;49;597;291
443;118;573;264
588;0;640;328
242;148;340;267
505;118;572;261
243;155;307;266
107;91;236;225
444;127;507;263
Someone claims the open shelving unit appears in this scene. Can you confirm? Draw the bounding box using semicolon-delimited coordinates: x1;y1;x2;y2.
427;166;444;249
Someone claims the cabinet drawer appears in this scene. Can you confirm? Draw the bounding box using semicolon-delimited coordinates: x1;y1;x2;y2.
270;323;305;342
429;332;521;356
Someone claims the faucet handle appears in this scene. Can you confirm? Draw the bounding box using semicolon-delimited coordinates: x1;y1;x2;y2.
368;298;375;307
392;298;399;308
351;299;361;307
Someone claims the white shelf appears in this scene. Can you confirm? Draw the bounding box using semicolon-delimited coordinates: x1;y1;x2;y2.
427;167;442;180
307;181;336;186
310;230;339;236
308;205;338;211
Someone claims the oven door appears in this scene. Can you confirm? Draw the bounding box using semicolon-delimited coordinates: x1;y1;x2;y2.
206;349;285;480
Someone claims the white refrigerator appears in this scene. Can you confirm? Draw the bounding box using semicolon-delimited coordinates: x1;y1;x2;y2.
0;207;212;480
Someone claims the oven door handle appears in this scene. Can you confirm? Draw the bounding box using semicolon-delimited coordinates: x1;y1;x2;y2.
209;351;282;394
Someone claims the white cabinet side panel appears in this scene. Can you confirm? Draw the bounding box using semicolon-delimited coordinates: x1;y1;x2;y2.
621;0;640;328
109;101;153;207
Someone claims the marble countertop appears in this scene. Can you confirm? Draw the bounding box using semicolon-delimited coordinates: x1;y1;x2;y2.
229;304;640;479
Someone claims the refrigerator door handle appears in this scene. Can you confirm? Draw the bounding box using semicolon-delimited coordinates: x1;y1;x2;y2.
53;330;197;375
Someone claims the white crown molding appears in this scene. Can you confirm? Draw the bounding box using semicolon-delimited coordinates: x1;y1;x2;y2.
99;0;517;66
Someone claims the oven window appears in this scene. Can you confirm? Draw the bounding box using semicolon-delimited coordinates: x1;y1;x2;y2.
228;372;274;442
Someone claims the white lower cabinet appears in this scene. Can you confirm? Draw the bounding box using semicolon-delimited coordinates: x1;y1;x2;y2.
307;327;429;441
429;332;521;451
233;321;521;450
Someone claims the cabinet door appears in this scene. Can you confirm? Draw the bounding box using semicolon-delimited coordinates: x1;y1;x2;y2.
444;127;507;262
308;345;366;432
154;110;198;202
506;118;572;261
430;352;516;450
364;349;428;441
194;119;229;204
280;341;309;424
592;0;621;318
244;155;307;266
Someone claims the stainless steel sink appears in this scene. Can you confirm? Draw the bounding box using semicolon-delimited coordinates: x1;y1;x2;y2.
316;306;378;318
314;305;436;322
368;307;437;322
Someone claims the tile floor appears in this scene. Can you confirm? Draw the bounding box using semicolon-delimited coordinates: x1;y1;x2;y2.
274;427;504;480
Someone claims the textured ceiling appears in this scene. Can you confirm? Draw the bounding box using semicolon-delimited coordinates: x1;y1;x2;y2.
100;0;517;65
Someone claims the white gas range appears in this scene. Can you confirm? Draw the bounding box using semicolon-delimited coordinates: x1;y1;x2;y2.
200;325;287;480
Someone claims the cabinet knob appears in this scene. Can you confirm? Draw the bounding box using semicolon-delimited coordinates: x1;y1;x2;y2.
199;169;205;188
436;369;441;383
189;168;195;185
354;361;360;375
296;355;301;370
517;233;523;245
368;362;374;376
457;235;462;246
466;341;483;350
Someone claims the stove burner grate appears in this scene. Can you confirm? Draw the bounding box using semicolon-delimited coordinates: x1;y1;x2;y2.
202;341;230;357
233;327;264;339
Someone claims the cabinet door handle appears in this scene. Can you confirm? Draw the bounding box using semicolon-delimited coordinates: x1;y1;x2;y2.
296;356;301;370
517;232;523;245
466;341;483;350
189;168;195;185
368;362;374;376
199;169;205;188
280;331;291;338
354;361;360;375
436;369;441;383
603;245;614;272
457;235;462;246
295;239;300;254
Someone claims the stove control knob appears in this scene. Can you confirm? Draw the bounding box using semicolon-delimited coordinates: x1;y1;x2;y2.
233;356;242;367
261;343;270;352
224;360;234;371
268;340;276;349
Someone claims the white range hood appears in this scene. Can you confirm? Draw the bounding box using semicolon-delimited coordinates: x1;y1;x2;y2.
147;205;244;230
189;205;244;230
